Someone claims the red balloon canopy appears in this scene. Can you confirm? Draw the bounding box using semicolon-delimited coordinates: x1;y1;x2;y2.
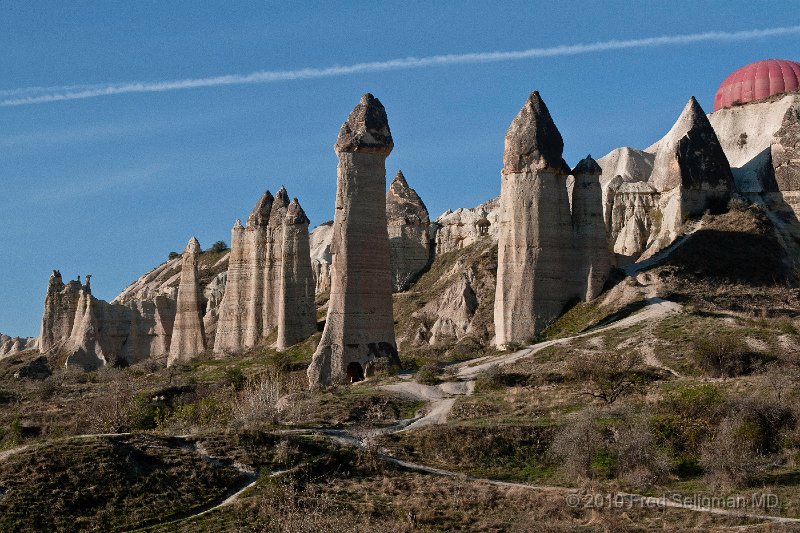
714;59;800;111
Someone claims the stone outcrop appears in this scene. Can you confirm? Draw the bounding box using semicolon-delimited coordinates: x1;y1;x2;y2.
422;274;479;345
772;105;800;194
38;270;177;370
168;237;206;365
308;93;400;387
310;222;334;295
648;97;734;251
432;197;500;255
597;147;655;234
277;199;317;350
214;218;248;352
708;93;800;193
494;91;577;346
571;156;612;300
0;334;38;356
609;181;659;261
386;170;431;291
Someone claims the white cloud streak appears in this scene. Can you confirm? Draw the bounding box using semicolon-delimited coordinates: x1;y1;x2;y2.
2;25;798;107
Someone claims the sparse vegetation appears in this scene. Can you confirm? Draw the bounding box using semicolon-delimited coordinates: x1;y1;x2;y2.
565;351;648;404
209;240;229;254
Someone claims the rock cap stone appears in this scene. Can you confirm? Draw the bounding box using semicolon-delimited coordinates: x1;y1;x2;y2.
572;155;602;175
334;93;393;154
269;186;291;226
285;198;310;225
247;190;274;228
185;237;201;255
503;91;564;173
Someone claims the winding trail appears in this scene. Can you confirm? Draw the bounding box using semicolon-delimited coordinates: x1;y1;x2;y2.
380;297;682;429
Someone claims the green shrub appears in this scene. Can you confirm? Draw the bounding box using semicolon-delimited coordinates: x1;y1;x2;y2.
565;351;647;404
209;240;229;253
223;367;247;391
692;335;762;377
415;364;441;385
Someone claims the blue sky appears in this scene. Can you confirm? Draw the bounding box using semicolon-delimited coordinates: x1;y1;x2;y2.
2;1;799;337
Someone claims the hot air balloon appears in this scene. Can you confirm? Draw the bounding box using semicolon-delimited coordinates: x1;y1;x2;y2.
714;59;800;111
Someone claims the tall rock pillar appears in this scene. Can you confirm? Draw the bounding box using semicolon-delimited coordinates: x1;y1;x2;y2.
168;237;206;365
494;91;574;347
213;219;246;353
571;155;612;300
262;187;290;337
277;198;317;350
308;93;400;387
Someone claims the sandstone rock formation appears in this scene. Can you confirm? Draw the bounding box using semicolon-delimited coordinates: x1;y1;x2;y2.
494;91;576;346
772;105;800;196
308;93;400;387
608;181;659;261
167;237;206;365
37;270;177;370
310;222;333;295
648;97;734;250
277;198;317;351
432;197;500;255
571;156;612;300
213;218;248;352
708;92;800;193
386;170;431;291
597;147;655;232
0;334;38;357
213;186;316;354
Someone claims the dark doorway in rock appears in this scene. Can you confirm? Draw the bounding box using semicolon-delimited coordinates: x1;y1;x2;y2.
347;362;364;383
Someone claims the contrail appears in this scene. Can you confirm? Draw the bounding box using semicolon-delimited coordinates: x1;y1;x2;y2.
2;25;798;107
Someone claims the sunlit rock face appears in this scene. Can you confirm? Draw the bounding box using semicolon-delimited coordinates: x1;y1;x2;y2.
386;170;431;291
494;91;576;346
647;97;734;253
308;94;400;387
167;237;206;366
277;198;316;351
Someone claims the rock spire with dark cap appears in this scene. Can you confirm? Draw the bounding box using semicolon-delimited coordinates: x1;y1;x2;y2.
503;91;564;173
247;190;274;228
571;155;612;300
309;93;400;387
650;96;733;193
647;96;734;251
277;198;316;350
495;93;611;347
386;170;431;291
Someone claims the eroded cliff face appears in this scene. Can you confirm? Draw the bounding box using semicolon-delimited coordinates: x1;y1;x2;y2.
38;271;177;370
432;197;500;255
310;222;333;295
0;334;37;357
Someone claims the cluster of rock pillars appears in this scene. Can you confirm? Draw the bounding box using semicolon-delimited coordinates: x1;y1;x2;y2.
10;82;800;388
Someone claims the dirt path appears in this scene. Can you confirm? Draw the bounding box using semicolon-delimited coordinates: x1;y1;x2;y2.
380;297;683;429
